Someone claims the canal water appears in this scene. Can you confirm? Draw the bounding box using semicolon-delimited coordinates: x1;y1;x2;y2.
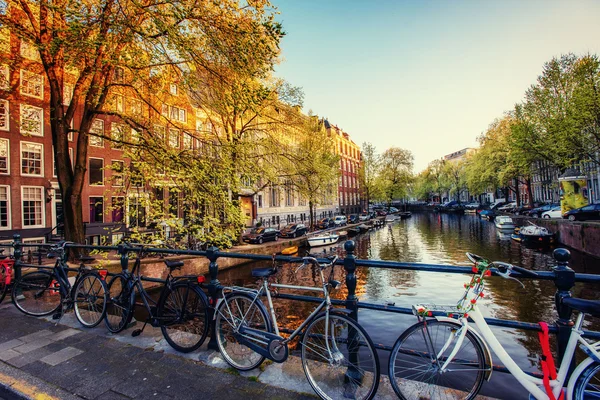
146;212;600;398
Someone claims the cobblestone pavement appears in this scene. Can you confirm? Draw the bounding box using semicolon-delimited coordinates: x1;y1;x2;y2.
0;302;316;400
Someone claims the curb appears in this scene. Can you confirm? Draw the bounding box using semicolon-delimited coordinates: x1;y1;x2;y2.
0;361;79;400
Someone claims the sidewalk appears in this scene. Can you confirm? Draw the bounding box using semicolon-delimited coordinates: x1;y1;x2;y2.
0;302;316;400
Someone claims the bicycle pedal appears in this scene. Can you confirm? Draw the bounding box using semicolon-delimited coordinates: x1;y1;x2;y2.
131;329;142;337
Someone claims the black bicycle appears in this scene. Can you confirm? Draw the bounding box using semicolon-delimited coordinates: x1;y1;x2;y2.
104;245;209;353
11;241;109;328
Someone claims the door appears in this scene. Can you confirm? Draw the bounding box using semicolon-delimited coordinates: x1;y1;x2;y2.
52;187;64;236
240;196;253;227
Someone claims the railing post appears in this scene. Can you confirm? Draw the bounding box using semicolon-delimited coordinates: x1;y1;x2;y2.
12;234;22;294
552;248;575;372
206;246;220;351
344;240;358;320
117;244;129;271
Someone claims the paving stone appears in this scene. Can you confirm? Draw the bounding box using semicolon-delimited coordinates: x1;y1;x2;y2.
50;328;81;342
71;374;123;400
17;329;54;343
11;338;54;354
5;346;53;368
0;339;24;352
96;390;132;400
0;349;20;361
40;346;84;366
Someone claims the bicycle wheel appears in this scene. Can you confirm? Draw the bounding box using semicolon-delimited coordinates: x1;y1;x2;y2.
388;319;486;400
0;266;7;304
301;312;380;400
573;361;600;399
215;293;271;371
73;273;108;328
104;274;134;333
12;271;62;316
158;282;209;353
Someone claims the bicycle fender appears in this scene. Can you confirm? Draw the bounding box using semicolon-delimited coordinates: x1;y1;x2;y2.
566;357;595;400
435;316;494;382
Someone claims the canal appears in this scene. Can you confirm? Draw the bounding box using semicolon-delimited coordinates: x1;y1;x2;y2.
146;212;600;398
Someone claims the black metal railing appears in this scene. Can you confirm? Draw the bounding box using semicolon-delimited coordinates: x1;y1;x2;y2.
3;233;599;377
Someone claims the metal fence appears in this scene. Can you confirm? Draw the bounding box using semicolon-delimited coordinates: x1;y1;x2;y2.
4;233;600;377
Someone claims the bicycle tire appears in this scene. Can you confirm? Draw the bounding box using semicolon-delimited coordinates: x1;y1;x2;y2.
0;265;7;304
12;271;62;317
157;282;209;353
73;272;108;328
388;319;486;400
215;292;272;371
104;274;135;333
573;360;600;399
301;312;380;400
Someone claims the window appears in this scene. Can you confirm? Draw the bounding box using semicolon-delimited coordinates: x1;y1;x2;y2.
183;132;193;149
22;186;44;227
270;187;280;207
169;129;179;148
257;194;263;208
196;119;203;132
128;196;146;227
63;83;73;106
169;83;178;95
111;160;124;186
0;27;9;53
130;128;140;144
20;70;44;99
111;123;126;149
0;64;8;89
0;138;7;173
20;104;43;136
20;40;39;61
153;125;165;142
89;119;104;147
129;99;142;115
89;197;104;223
89;158;104;185
21;142;43;176
111;197;124;222
0;185;9;229
0;99;8;131
163;105;186;122
114;95;124;112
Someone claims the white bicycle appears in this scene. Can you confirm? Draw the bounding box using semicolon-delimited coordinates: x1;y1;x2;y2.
388;252;600;400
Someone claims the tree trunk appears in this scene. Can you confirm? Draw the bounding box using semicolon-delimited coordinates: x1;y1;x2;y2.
525;178;534;207
308;200;314;231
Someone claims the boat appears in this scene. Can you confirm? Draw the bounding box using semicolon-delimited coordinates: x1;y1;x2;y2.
347;227;360;235
281;246;298;255
307;233;340;247
337;230;348;237
494;216;515;230
517;222;555;246
358;224;371;233
385;214;399;222
399;212;412;219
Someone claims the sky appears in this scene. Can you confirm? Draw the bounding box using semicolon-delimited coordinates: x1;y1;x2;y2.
272;0;600;172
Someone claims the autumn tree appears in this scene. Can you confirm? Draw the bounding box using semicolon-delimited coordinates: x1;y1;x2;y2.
0;0;282;246
357;142;380;210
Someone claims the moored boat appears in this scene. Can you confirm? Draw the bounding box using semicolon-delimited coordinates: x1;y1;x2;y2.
385;214;399;222
399;212;412;219
337;230;348;237
347;227;361;235
307;233;340;247
358;224;371;233
494;216;515;230
281;246;298;255
517;223;555;246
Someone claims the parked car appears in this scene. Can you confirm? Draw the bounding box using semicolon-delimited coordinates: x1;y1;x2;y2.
564;204;600;221
279;223;308;238
464;202;480;210
316;217;335;230
376;210;387;216
497;202;517;213
348;214;359;224
333;215;347;226
542;205;563;219
242;227;279;244
388;207;399;213
513;205;533;215
526;203;560;218
359;213;370;222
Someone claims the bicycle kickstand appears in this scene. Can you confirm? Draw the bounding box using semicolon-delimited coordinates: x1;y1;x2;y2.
132;320;148;337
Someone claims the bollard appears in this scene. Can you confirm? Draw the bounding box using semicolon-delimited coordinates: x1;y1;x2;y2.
206;246;220;351
12;234;22;295
552;248;575;375
343;240;362;385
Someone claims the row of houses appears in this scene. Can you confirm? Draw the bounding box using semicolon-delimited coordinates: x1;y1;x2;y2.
0;28;364;245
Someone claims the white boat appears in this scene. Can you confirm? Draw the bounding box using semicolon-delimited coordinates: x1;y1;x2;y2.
494;216;515;230
307;233;340;247
385;214;399;222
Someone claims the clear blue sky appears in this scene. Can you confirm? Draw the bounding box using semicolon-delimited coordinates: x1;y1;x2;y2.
272;0;600;172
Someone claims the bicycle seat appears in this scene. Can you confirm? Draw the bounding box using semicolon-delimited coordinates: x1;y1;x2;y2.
562;297;600;318
251;268;277;278
164;260;184;271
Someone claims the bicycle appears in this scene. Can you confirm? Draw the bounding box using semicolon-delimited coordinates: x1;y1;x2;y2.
0;249;14;304
214;255;380;400
11;241;109;328
104;245;209;353
388;250;600;400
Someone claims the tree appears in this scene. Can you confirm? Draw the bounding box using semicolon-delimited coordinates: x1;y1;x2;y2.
441;160;467;203
377;147;413;207
287;117;339;230
0;0;282;246
358;142;380;210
